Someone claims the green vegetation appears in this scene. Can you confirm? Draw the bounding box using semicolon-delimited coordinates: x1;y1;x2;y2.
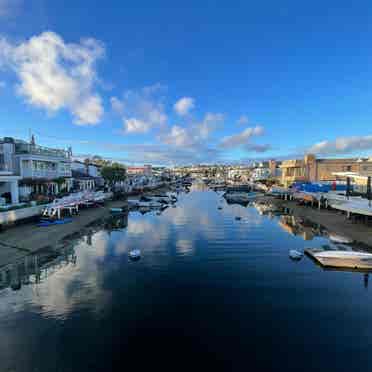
101;163;127;187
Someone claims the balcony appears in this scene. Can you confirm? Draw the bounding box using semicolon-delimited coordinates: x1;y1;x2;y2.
15;143;69;159
21;169;72;180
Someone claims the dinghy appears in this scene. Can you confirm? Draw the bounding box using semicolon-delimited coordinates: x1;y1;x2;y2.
129;249;141;260
289;250;303;260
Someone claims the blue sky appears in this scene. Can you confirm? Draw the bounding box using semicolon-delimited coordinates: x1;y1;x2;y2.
1;0;372;165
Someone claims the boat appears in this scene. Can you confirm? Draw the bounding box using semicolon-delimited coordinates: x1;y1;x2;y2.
37;218;73;227
129;249;141;260
289;250;303;260
223;191;259;204
329;234;353;244
110;207;124;214
127;199;163;209
305;249;372;269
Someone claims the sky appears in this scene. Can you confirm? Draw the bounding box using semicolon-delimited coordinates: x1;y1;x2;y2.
1;0;372;165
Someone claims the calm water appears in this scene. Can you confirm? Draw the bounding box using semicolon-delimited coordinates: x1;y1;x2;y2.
1;185;372;371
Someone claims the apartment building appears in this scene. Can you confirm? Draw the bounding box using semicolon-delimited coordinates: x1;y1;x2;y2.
280;154;372;187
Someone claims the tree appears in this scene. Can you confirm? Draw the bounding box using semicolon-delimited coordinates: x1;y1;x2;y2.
101;163;127;188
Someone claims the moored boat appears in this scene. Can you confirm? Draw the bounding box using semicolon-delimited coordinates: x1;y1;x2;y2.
306;249;372;269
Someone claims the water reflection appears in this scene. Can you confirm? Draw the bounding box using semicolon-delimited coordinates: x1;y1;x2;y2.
0;246;76;292
1;187;372;371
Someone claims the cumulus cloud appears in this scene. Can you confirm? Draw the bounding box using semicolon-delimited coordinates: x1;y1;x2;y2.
0;31;105;125
220;126;264;148
160;112;224;149
237;115;249;125
174;96;195;116
307;135;372;155
162;125;195;147
111;84;168;134
124;118;151;134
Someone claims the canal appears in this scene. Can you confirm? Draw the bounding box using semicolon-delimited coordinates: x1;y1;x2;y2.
1;185;372;371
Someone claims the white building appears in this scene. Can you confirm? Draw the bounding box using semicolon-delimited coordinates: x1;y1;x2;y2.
71;160;104;190
250;167;272;182
0;137;72;203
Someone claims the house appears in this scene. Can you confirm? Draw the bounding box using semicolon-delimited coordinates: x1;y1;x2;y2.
0;136;72;202
72;170;96;191
71;160;104;189
0;140;21;204
127;165;152;176
280;154;372;187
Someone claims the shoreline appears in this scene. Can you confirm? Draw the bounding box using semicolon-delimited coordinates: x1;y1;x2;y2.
0;199;129;268
3;189;372;270
259;195;372;247
0;185;175;268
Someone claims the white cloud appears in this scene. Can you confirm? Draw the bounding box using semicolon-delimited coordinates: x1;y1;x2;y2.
124;118;151;134
161;112;224;149
0;31;105;125
110;96;124;114
307;135;372;155
220;126;264;148
197;112;224;140
174;97;195;116
162;125;195;147
244;143;272;153
237;115;249;125
112;83;168;134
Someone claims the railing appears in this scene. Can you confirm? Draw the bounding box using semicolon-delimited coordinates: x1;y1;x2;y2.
15;143;69;159
21;169;72;179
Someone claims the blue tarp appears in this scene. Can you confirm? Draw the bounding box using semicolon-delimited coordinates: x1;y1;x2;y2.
292;182;352;193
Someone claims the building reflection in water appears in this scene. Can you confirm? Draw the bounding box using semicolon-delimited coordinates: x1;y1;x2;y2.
278;215;324;241
0;246;77;292
0;213;129;293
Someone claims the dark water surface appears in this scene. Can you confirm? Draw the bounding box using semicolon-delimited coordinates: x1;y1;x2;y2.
1;186;372;371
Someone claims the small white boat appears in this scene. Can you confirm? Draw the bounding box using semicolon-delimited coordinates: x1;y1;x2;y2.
312;250;372;269
329;234;353;244
289;250;303;260
224;192;258;204
129;249;141;260
110;207;123;213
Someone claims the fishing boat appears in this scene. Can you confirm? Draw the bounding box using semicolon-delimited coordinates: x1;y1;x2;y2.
305;249;372;269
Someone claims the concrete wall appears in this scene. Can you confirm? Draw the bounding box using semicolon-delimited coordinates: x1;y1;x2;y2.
0;205;44;226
